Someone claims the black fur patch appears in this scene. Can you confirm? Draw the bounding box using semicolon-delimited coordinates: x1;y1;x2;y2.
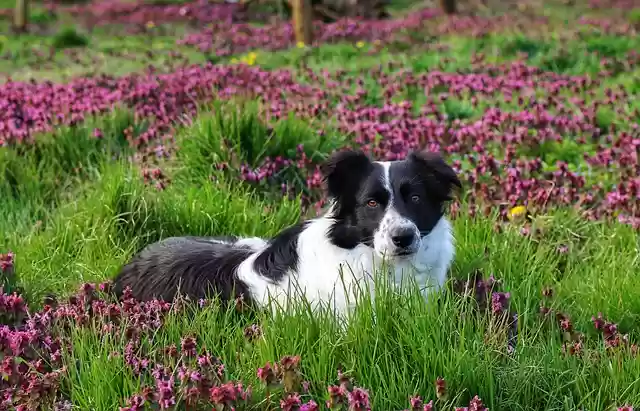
112;237;253;303
252;223;307;283
321;150;378;249
405;151;462;203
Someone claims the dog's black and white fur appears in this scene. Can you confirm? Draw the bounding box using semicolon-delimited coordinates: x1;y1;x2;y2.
112;149;461;313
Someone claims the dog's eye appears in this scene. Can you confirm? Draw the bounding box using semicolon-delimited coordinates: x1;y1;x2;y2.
411;195;420;203
366;199;378;208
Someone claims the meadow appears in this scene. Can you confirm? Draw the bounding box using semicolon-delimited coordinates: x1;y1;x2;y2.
0;0;639;409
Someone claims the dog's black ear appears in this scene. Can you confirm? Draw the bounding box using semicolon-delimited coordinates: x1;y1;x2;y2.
408;150;461;201
320;149;372;200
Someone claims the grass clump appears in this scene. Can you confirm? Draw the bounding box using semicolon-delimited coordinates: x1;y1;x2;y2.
52;26;90;50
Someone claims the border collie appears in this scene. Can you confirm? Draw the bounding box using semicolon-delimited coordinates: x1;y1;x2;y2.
112;149;461;314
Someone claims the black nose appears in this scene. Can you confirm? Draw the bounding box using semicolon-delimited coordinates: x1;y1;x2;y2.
391;229;415;248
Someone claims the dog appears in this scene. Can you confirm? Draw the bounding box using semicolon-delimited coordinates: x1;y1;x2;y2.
111;149;461;314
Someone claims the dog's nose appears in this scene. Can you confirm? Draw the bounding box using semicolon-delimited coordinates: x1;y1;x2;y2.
391;228;415;248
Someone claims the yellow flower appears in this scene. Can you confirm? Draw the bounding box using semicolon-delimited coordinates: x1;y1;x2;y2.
356;41;365;48
296;41;305;49
145;21;155;29
508;205;527;220
230;58;239;64
246;51;257;65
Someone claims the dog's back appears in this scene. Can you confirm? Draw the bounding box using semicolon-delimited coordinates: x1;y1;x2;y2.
112;237;255;303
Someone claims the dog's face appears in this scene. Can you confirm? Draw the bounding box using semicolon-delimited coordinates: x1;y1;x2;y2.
321;149;461;258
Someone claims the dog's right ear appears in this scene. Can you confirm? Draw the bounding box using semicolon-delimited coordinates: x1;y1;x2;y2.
320;149;372;200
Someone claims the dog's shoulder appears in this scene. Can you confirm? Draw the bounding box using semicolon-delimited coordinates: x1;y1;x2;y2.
251;222;309;282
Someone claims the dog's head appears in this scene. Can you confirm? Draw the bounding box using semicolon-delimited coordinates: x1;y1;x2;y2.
321;149;461;258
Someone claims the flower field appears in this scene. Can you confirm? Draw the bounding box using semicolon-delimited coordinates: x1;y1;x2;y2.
1;0;640;409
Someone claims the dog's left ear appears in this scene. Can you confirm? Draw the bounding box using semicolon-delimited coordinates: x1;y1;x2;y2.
408;150;461;201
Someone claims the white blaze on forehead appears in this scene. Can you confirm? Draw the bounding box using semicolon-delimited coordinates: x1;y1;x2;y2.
375;161;393;199
372;161;419;255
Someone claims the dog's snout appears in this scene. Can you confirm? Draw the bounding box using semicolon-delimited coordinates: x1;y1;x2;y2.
391;228;416;248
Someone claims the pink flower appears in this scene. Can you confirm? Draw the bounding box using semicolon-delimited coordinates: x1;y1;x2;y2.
209;382;237;405
180;336;197;357
280;393;302;411
0;252;14;273
327;384;348;408
300;400;319;411
435;377;446;400
491;292;510;315
257;362;279;386
347;387;371;411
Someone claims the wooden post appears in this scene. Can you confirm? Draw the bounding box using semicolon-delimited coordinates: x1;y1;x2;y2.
13;0;29;33
292;0;313;46
440;0;456;14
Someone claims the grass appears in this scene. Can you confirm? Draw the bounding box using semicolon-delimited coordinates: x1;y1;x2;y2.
2;32;640;82
2;1;640;410
0;25;207;81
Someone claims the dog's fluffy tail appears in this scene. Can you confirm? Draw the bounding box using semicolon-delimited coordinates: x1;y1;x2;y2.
111;237;253;304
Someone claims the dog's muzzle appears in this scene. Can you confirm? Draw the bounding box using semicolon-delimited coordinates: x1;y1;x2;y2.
390;227;419;256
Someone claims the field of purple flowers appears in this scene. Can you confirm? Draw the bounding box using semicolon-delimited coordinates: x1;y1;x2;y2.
1;0;640;409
